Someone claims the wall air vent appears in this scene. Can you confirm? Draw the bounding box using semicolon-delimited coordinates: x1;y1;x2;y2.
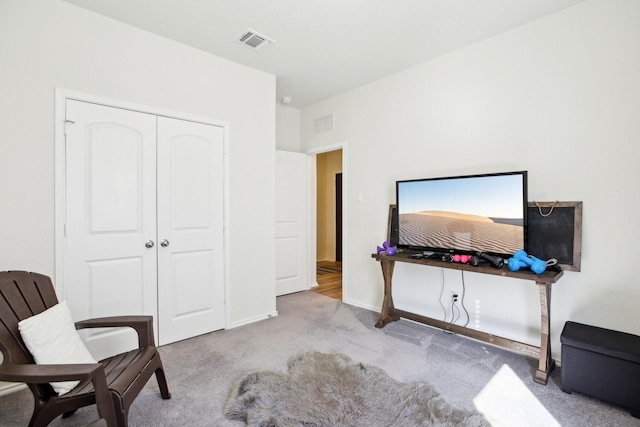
314;114;334;133
238;29;275;51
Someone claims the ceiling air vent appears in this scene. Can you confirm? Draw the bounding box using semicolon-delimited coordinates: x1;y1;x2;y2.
238;29;275;51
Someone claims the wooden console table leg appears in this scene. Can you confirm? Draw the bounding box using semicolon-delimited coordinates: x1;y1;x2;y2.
375;258;401;328
534;282;555;384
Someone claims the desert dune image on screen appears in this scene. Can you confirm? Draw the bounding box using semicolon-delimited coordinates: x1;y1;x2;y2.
397;175;525;255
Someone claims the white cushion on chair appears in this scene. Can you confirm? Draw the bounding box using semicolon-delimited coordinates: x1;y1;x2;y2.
18;300;97;395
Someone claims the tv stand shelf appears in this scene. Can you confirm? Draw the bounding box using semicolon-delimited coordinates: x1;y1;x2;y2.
372;252;563;385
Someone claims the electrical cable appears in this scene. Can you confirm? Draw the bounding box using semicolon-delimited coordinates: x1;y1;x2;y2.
450;300;460;324
440;268;457;333
438;268;447;321
460;271;470;327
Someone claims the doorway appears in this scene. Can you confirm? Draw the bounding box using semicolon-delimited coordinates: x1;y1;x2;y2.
312;149;343;300
335;172;342;262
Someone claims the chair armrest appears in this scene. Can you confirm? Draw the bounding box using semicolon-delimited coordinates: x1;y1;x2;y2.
0;361;102;383
75;315;156;347
0;362;117;427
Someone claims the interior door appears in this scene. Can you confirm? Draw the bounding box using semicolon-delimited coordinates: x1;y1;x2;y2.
64;99;226;355
156;117;225;345
275;151;310;296
64;100;158;359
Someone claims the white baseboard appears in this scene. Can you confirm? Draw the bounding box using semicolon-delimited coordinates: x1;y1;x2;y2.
0;382;26;397
228;310;279;329
342;299;378;313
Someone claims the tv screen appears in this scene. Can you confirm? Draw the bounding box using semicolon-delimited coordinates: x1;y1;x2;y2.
396;171;527;257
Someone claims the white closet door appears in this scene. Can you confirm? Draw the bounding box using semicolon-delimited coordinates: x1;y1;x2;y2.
65;100;158;359
64;100;226;355
156;117;225;345
275;150;310;296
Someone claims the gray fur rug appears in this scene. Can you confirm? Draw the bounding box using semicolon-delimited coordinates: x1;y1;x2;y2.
224;351;489;427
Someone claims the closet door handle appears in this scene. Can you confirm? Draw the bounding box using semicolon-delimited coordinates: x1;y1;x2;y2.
160;239;170;247
145;240;155;248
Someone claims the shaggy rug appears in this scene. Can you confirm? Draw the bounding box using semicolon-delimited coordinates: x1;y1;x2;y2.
224;351;490;427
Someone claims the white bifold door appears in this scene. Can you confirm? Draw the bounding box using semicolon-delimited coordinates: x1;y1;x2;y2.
64;99;224;357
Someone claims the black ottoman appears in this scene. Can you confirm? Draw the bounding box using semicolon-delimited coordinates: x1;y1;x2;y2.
561;321;640;417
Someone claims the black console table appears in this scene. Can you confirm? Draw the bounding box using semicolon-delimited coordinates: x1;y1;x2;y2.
372;252;563;385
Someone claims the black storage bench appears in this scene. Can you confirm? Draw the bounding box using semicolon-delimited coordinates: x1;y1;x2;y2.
561;321;640;417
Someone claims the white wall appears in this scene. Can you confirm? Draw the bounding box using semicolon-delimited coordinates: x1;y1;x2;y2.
301;0;640;361
276;104;301;151
0;0;277;327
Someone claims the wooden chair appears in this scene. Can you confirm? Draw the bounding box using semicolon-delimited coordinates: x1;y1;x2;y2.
0;271;171;427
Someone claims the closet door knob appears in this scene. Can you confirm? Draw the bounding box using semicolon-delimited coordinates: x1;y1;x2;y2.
145;240;155;248
160;239;170;247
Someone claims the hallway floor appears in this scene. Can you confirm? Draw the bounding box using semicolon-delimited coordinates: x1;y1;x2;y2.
313;261;342;300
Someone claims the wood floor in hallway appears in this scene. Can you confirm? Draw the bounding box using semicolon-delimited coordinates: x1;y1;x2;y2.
313;261;342;300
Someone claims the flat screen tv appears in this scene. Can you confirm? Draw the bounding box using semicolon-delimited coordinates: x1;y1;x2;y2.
396;171;528;258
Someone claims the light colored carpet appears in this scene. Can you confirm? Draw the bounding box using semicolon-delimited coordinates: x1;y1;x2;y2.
0;291;637;426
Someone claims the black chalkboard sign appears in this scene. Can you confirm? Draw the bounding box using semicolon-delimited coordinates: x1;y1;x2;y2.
527;201;582;271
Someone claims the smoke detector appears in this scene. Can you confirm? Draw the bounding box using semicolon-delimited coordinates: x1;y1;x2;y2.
237;29;275;51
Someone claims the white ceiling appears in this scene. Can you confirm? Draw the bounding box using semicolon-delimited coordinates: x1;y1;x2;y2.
62;0;584;108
